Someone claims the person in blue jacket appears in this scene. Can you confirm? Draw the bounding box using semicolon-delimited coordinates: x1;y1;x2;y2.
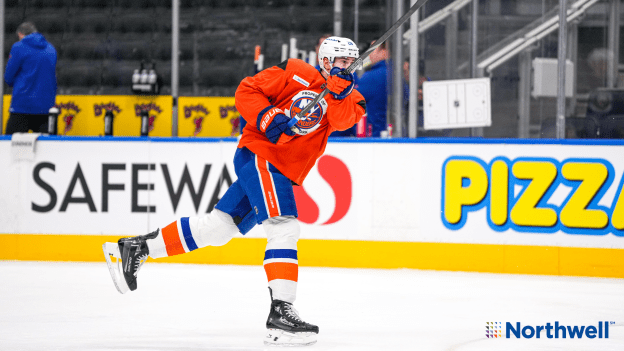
4;22;57;135
357;41;394;137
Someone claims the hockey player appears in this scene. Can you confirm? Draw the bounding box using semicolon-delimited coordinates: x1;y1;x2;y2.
103;36;366;346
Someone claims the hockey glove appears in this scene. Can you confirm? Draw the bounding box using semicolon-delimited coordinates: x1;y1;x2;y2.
326;67;355;100
257;106;296;144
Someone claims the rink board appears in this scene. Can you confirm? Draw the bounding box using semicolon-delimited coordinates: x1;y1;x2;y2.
2;95;240;137
1;235;624;278
1;136;624;278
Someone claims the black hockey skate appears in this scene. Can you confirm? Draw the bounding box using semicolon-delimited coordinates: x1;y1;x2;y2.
102;230;158;294
265;288;319;346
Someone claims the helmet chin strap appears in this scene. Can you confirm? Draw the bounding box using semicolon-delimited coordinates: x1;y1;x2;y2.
321;58;337;78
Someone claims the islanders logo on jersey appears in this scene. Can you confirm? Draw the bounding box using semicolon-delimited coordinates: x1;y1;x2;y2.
284;90;328;134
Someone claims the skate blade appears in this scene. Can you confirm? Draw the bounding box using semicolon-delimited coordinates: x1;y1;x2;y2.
264;329;317;347
102;242;129;294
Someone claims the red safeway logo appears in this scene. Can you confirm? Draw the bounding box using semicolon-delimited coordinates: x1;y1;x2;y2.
293;155;352;225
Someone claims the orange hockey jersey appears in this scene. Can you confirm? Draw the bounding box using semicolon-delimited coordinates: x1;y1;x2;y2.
235;58;366;185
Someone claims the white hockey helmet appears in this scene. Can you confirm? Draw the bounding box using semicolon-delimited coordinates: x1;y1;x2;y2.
317;36;359;75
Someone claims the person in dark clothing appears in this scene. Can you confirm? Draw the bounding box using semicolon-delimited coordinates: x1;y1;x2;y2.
358;41;412;137
4;22;57;135
357;41;391;137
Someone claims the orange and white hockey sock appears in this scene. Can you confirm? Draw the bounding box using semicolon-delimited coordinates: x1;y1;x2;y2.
263;216;299;303
264;245;298;303
146;209;238;259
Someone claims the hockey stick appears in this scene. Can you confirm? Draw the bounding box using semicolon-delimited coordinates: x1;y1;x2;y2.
288;0;430;133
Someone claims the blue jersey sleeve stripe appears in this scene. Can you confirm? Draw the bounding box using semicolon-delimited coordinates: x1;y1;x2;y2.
180;217;198;251
264;249;298;260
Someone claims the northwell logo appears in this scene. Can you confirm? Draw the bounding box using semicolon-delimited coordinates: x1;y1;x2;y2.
487;321;613;339
485;322;502;338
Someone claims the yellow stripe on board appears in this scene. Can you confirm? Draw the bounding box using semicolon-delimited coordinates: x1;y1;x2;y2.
0;234;623;278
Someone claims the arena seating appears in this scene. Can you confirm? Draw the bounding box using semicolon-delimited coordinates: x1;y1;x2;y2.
1;1;388;96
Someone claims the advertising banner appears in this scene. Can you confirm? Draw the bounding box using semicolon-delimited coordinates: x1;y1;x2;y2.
2;138;624;247
1;138;623;276
424;142;624;249
2;95;241;137
178;97;240;137
2;95;172;136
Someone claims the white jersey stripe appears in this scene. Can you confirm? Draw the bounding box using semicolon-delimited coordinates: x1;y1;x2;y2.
263;258;299;265
177;220;190;253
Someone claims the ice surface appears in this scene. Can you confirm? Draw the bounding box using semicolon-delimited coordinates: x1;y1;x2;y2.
1;261;623;350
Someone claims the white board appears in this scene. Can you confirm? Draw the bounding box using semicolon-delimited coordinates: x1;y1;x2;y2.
423;78;491;130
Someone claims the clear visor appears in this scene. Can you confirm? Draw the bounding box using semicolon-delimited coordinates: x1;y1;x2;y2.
332;56;359;71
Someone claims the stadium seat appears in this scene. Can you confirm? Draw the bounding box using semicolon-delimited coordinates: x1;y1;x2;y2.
177;13;196;34
119;0;163;8
60;39;107;60
101;60;135;87
22;14;67;35
152;0;172;8
361;0;380;8
153;9;172;33
56;62;73;87
152;60;172;86
43;33;64;52
154;40;172;61
57;60;102;87
254;10;291;31
4;10;23;34
178;62;194;87
2;0;391;97
113;39;151;61
180;0;195;8
199;65;240;87
293;0;330;5
358;21;382;35
111;13;155;34
266;0;290;7
67;12;110;34
177;39;194;61
211;0;247;8
73;0;109;8
197;41;222;61
27;0;67;8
